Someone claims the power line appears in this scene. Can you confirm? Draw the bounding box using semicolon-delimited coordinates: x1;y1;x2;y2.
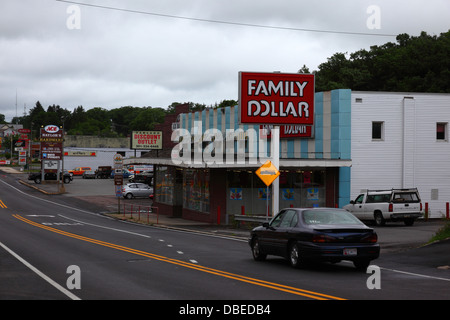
56;0;397;37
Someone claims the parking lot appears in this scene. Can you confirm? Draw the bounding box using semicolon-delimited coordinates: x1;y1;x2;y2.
19;174;153;212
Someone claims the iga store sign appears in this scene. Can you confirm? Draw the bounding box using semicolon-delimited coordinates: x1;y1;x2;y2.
239;72;314;125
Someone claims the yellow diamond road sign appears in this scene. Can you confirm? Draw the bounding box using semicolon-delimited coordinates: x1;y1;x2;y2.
256;160;280;186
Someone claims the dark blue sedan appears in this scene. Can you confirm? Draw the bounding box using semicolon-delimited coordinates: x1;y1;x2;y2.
249;208;380;270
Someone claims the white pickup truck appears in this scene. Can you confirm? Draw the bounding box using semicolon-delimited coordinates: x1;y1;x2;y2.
343;188;423;226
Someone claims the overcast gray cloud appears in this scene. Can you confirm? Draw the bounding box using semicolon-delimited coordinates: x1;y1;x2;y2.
1;0;449;121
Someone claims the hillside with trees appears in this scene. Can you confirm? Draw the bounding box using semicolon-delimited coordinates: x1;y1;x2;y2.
311;30;450;92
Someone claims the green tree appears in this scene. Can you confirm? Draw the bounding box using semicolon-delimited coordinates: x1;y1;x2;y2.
312;30;450;93
109;106;142;136
129;107;166;131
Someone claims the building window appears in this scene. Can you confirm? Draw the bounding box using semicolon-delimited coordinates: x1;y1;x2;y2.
183;169;210;213
436;123;447;141
155;166;174;205
372;121;384;140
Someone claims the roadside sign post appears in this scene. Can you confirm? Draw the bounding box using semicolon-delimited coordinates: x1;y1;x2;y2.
39;125;64;193
113;153;124;214
255;160;280;219
271;126;280;216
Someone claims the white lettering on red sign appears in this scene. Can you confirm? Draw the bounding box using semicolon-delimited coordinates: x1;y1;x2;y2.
239;72;315;125
44;125;60;133
247;80;308;97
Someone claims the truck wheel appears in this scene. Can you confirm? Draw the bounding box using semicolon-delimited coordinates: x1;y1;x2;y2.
374;212;385;226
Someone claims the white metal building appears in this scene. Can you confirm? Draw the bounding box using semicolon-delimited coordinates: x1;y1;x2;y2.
350;91;450;218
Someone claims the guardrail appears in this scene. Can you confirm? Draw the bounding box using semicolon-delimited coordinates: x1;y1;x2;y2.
233;214;271;227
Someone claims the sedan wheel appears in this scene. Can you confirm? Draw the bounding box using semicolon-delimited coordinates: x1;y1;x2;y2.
289;242;303;268
251;238;266;261
125;193;133;199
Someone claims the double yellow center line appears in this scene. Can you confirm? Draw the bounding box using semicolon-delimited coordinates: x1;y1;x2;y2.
0;200;7;208
13;214;345;300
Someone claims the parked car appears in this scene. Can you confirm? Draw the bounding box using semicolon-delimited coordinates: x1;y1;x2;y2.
343;188;423;226
68;167;92;176
128;171;153;185
249;207;380;271
28;171;72;184
82;170;96;179
96;166;112;179
63;170;74;180
110;168;132;179
122;183;153;199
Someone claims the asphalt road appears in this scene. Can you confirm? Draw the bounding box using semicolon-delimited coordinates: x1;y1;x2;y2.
0;173;449;305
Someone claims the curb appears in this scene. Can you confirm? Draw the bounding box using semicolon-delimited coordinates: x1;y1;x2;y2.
106;214;249;241
18;179;65;195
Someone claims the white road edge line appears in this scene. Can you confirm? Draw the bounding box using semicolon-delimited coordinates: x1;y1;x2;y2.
341;261;450;282
0;241;81;300
380;266;450;282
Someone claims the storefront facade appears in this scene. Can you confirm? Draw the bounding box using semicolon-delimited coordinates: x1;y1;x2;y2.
130;89;352;223
126;89;450;222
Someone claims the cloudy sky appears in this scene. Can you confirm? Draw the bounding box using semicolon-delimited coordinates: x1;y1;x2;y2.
1;0;449;122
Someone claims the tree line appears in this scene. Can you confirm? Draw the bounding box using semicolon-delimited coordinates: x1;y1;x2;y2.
309;30;450;92
6;100;237;139
2;30;448;137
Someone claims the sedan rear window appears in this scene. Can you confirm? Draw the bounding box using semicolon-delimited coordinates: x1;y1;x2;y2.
302;210;363;225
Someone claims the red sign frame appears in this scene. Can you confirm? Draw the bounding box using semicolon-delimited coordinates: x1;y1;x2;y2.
40;125;63;160
239;72;314;125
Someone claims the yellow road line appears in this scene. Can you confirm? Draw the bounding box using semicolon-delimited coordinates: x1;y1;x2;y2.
13;214;346;300
0;200;7;208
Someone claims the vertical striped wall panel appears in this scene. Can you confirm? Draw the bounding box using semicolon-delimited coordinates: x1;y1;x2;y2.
181;89;352;162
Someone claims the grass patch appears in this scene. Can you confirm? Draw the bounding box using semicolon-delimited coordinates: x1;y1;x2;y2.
428;220;450;243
